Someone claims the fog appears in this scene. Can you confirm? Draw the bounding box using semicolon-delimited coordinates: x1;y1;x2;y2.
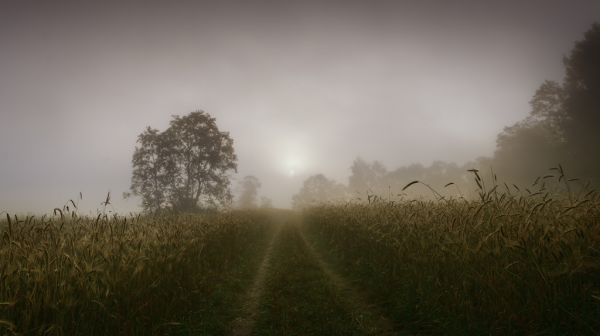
1;0;599;213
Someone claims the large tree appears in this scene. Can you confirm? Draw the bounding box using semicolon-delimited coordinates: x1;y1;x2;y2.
491;23;600;185
130;111;237;212
562;23;600;182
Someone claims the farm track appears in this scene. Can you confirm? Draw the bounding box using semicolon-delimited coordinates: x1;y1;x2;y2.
234;215;401;335
298;228;401;335
230;225;282;336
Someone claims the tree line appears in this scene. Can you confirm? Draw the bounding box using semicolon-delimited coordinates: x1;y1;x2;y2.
293;23;600;208
129;23;599;212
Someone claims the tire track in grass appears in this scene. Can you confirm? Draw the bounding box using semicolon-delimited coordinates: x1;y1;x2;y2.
298;227;401;335
230;225;281;336
252;222;361;335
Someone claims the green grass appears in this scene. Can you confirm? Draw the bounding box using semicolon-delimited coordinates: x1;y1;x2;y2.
253;222;361;336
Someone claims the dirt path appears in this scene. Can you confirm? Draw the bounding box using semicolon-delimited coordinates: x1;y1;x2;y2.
229;226;281;336
251;222;362;335
230;216;400;335
298;228;400;335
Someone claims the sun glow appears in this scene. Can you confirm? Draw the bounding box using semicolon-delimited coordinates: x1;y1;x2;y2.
270;134;312;178
283;155;306;177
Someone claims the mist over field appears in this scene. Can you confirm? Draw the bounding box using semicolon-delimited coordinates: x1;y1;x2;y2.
0;0;599;213
2;2;600;335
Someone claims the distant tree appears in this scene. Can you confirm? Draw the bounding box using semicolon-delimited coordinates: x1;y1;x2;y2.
260;196;273;209
292;174;347;209
374;160;475;200
130;111;237;212
348;158;387;197
237;175;261;208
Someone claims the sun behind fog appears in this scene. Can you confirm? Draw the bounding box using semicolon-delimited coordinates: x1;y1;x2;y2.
284;156;303;177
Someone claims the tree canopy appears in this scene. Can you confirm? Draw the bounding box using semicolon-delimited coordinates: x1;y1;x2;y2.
131;111;237;212
562;23;600;182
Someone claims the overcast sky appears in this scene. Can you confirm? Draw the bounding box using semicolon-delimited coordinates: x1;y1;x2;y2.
1;0;598;213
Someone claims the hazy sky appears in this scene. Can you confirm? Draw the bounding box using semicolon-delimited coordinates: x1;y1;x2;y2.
1;0;599;212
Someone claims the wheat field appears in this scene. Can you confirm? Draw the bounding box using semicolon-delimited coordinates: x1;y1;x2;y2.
303;171;600;334
0;210;273;335
1;172;599;334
